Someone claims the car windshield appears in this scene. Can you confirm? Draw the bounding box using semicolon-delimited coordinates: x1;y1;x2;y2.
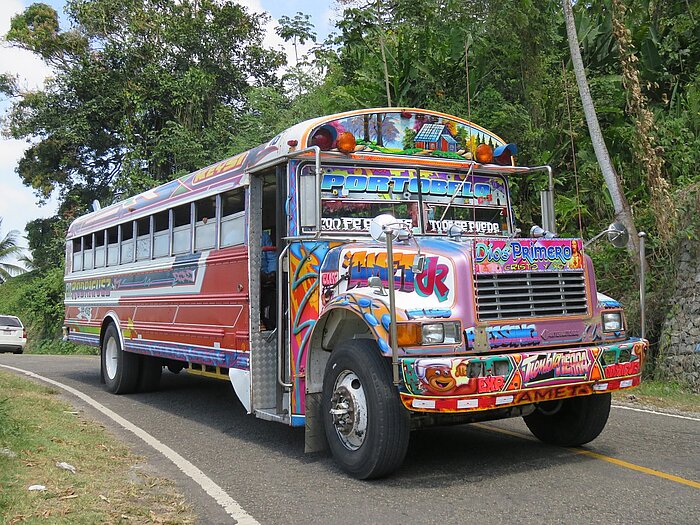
0;315;21;327
316;166;511;236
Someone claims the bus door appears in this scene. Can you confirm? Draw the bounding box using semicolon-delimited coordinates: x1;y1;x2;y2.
246;166;290;423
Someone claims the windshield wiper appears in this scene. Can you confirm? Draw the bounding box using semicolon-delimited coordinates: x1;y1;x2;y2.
438;163;475;222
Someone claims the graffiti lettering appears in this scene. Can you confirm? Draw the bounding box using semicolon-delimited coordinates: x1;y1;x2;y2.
342;250;450;302
521;350;590;384
322;217;412;232
321;173;492;199
321;272;339;286
414;257;449;301
474;239;583;274
66;278;112;299
514;384;593;404
428;220;500;235
604;360;640;378
192;152;248;185
172;268;196;284
478;376;505;393
465;323;540;349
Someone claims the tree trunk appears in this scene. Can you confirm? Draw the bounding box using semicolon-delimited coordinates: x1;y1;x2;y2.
562;0;640;258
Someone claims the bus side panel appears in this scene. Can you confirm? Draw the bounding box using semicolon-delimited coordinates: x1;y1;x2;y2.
65;246;250;371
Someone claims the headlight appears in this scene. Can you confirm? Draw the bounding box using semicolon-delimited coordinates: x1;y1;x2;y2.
421;322;461;344
602;312;623;332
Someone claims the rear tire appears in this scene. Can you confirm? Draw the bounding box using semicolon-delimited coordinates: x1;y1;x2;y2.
322;339;410;479
523;393;612;446
101;324;140;394
137;355;162;392
13;348;23;354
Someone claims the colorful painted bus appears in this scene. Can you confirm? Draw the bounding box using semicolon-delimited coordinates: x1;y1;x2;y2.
64;108;647;478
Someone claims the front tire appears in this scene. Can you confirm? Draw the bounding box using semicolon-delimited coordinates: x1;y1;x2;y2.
322;340;410;479
101;324;140;394
523;393;611;446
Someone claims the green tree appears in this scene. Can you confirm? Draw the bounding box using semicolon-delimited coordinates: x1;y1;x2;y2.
276;12;316;66
4;0;285;212
0;219;26;283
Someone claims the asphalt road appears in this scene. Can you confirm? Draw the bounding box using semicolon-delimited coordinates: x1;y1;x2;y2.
1;354;698;525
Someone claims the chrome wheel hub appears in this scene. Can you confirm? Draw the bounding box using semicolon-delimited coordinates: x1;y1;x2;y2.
330;371;368;450
104;337;118;380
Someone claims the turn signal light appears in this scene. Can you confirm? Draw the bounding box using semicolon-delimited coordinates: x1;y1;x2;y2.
336;132;357;154
396;323;421;346
475;143;494;163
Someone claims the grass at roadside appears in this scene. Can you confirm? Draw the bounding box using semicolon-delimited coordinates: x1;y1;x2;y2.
26;339;98;356
614;379;700;414
0;370;194;524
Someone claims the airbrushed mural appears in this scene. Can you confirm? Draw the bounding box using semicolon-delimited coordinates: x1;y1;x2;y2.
474;238;584;273
400;340;646;413
316;111;507;161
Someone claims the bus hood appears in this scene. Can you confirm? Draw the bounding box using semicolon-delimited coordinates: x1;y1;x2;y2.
319;236;621;354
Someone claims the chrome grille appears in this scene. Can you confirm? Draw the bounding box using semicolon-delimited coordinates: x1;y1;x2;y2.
474;271;587;320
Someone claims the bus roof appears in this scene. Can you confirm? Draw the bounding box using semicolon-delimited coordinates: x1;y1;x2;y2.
67;108;512;239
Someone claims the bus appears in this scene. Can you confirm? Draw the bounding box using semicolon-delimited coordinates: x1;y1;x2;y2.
64;108;647;479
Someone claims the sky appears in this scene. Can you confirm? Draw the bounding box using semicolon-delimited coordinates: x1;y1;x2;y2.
0;0;338;261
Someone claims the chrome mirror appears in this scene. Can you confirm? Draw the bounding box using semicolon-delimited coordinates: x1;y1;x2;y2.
607;222;629;249
369;214;401;242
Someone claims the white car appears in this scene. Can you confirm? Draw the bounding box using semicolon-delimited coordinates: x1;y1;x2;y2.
0;315;26;354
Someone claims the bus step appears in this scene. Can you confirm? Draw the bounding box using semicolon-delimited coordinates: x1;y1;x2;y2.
255;408;289;424
187;363;230;380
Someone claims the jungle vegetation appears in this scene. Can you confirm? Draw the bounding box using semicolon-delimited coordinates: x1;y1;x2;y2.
1;0;698;370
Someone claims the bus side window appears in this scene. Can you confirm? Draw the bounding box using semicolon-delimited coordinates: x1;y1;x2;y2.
195;196;217;252
136;216;151;260
95;230;106;268
72;238;82;272
120;222;135;264
220;189;245;247
106;226;119;266
153;210;170;258
83;234;94;271
172;204;191;254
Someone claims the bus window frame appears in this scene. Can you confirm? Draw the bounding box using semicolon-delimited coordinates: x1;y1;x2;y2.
307;163;514;238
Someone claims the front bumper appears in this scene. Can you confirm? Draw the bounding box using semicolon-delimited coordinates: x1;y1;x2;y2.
400;338;646;413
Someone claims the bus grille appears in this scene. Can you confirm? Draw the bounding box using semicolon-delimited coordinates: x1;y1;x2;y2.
474;271;588;320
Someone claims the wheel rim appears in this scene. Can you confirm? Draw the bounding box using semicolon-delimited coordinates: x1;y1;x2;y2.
329;370;368;450
104;336;118;380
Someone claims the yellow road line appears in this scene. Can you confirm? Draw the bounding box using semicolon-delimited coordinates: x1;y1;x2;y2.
473;422;700;490
571;449;700;489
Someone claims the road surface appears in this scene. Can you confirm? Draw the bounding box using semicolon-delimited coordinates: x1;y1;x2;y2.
1;354;698;524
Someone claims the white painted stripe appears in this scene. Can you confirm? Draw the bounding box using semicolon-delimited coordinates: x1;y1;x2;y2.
612;404;700;422
0;364;259;525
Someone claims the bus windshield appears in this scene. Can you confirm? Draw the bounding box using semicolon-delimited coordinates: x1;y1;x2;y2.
316;165;511;236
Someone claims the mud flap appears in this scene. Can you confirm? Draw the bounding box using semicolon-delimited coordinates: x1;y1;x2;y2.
305;392;328;453
229;368;252;413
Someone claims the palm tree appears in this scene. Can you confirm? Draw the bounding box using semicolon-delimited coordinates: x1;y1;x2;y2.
562;0;640;259
0;218;26;283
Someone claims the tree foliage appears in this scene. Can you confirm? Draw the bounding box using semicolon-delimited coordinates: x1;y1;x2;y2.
5;0;285;213
0;219;26;283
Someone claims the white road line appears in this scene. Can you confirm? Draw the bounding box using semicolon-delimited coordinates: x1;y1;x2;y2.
0;364;259;525
612;403;700;422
